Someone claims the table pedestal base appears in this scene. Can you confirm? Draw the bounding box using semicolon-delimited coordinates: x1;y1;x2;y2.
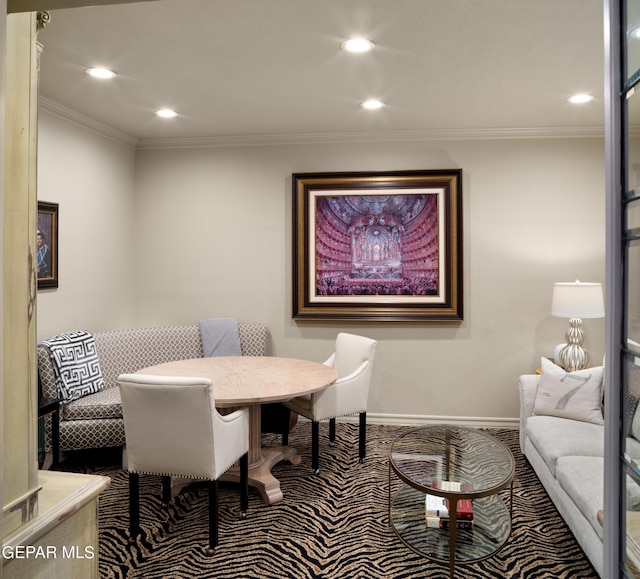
166;404;304;505
220;445;302;505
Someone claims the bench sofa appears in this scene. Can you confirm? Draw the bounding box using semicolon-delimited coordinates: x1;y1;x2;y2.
38;322;269;455
519;367;640;578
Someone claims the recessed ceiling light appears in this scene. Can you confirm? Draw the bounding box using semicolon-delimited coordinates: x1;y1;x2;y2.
155;108;178;118
341;38;375;53
85;67;116;79
361;99;385;110
631;26;640;39
567;93;594;104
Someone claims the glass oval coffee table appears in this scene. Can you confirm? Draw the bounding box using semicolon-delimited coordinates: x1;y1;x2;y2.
389;425;515;578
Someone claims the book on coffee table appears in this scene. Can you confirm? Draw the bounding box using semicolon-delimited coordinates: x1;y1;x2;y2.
425;483;474;529
430;481;474;520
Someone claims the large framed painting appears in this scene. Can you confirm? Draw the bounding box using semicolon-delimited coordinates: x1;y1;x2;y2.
292;170;463;321
37;201;58;289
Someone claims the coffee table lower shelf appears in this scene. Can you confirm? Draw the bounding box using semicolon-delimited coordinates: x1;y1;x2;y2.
389;484;512;576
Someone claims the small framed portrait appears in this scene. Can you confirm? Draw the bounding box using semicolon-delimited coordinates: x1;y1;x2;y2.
37;201;58;289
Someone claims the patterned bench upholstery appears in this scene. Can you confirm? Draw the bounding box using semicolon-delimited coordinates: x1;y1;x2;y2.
38;323;269;453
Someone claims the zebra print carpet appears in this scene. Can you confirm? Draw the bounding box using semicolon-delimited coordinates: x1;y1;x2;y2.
60;424;599;578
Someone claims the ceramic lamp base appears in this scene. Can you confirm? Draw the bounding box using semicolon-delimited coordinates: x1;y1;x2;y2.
559;318;590;372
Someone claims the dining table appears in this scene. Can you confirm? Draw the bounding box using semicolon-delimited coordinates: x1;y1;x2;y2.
135;355;337;505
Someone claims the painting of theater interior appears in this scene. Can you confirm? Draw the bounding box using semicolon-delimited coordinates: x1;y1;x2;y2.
315;193;440;297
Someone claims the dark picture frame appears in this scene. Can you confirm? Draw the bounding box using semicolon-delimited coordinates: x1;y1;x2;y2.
292;170;463;321
37;201;58;289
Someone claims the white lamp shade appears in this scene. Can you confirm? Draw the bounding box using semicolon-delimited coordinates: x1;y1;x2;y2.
551;281;605;319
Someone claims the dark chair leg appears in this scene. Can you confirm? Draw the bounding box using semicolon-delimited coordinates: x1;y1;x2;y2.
129;472;140;543
240;452;248;516
359;412;367;463
329;417;336;443
162;475;171;505
206;480;218;556
312;420;320;474
51;409;60;469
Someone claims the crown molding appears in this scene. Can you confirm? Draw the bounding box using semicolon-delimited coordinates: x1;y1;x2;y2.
136;125;605;150
38;97;604;150
9;0;158;13
38;97;138;148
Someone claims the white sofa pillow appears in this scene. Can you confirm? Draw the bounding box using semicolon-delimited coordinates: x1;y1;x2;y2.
40;330;105;402
533;358;604;425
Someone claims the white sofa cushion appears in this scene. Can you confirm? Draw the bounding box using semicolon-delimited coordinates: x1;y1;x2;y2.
556;456;604;541
533;358;604;425
526;415;604;476
556;455;640;543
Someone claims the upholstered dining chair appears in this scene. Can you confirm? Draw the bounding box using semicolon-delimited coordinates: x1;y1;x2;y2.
117;374;249;555
284;332;377;474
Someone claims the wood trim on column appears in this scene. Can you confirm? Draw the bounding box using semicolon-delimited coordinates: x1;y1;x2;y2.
3;10;40;538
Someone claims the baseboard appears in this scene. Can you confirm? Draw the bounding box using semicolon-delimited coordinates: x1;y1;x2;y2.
300;413;520;429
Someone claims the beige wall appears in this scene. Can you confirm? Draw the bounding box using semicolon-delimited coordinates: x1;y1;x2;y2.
36;111;606;424
36;110;136;336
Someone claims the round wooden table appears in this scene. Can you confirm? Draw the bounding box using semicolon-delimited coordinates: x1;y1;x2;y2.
135;356;337;504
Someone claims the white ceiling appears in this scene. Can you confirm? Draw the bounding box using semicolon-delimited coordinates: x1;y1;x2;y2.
35;0;605;144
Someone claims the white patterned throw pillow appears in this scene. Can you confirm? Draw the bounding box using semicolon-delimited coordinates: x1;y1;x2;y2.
40;330;105;402
533;357;604;425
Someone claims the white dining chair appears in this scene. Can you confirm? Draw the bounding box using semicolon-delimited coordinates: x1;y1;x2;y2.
117;373;249;555
284;332;377;473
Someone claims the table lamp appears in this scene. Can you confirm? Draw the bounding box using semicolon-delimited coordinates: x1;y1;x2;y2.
551;280;605;372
